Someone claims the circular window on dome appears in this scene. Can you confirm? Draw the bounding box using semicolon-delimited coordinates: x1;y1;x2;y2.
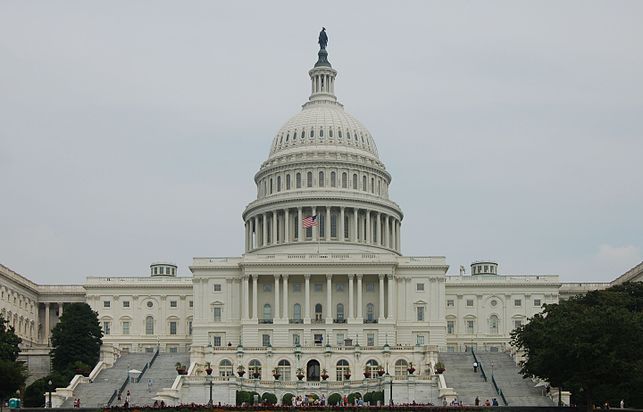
490;300;497;307
147;301;153;308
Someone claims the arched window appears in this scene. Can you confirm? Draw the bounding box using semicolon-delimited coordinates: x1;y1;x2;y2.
330;171;336;187
286;174;291;190
342;172;347;188
353;174;358;189
315;303;323;321
277;176;281;192
366;303;374;321
293;131;297;139
329;128;333;138
277;359;291;381
296;173;302;188
269;178;273;194
489;315;499;334
319;128;324;138
319;171;324;187
394;359;409;378
145;316;154;335
377;180;380;195
336;359;350;381
362;175;367;191
249;359;262;378
338;130;343;138
293;304;302;321
336;303;344;321
366;359;379;377
310;129;314;138
263;304;272;321
307;172;313;188
371;177;375;193
219;359;233;377
330;213;337;238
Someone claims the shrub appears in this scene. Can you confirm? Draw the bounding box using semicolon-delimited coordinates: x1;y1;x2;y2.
261;392;277;405
282;393;294;406
347;392;362;404
328;393;342;406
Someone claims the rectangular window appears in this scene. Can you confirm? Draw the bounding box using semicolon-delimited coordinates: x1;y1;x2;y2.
314;283;323;292
335;283;345;292
514;320;523;329
122;301;130;308
330;214;337;238
515;299;522;306
213;336;222;347
416;283;425;291
336;333;344;346
262;334;271;347
314;334;323;345
188;321;192;335
447;299;454;307
416;306;425;321
169;347;178;353
213;307;222;322
122;321;130;335
447;320;454;334
366;282;375;292
213;284;222;292
534;299;541;307
169;321;177;335
293;334;300;346
467;320;475;334
367;333;375;347
293;282;302;292
416;335;425;345
466;299;474;307
263;284;272;292
170;301;177;308
103;301;110;308
103;321;111;335
189;300;193;308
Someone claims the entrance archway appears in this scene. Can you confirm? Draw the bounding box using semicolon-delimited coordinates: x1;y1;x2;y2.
306;359;320;381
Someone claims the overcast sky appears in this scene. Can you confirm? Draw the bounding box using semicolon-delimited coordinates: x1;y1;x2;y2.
1;1;642;284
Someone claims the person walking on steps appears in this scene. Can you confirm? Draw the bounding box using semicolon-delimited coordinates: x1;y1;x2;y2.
473;361;478;372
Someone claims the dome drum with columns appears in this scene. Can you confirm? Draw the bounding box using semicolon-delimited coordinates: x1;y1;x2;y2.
242;42;403;255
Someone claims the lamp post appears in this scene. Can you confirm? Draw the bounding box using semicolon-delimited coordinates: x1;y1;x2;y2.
47;380;52;408
207;376;213;406
491;361;494;378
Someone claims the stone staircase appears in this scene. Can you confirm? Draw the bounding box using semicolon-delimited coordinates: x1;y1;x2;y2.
439;352;498;405
62;353;152;407
119;352;190;407
474;351;553;406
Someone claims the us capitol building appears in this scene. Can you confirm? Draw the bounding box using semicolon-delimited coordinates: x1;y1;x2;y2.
2;35;641;405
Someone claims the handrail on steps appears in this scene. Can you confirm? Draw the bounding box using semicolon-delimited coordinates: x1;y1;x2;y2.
471;348;487;382
472;348;509;406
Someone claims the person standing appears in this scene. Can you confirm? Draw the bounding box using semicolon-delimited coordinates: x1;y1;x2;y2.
475;397;480;406
473;361;478;372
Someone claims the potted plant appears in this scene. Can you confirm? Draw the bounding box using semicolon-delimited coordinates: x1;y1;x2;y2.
252;367;261;379
205;362;213;376
296;368;305;380
175;362;187;375
377;365;385;377
72;361;91;377
272;367;281;380
363;365;371;379
407;362;416;375
237;364;245;378
343;367;351;380
435;361;445;374
321;368;329;381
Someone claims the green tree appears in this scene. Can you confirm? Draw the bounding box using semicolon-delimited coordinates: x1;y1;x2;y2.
0;316;27;403
511;282;643;411
50;303;102;378
23;373;68;407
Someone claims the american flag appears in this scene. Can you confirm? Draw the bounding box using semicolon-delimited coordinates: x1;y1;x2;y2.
302;215;319;228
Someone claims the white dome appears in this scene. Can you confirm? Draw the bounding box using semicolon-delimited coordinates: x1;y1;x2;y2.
269;104;379;159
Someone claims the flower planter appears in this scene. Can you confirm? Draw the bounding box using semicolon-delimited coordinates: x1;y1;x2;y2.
237;370;245;378
436;368;445;374
363;372;371;379
377;370;385;377
205;368;213;376
176;368;187;375
321;374;329;381
407;367;416;375
252;372;261;379
297;374;305;381
273;374;280;380
343;373;351;380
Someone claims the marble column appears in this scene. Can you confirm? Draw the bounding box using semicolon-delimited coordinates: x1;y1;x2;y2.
253;216;259;249
272;211;278;244
274;275;280;320
366;211;371;244
348;274;355;320
377;213;382;246
297;207;303;241
353;209;359;242
241;276;248;320
397;220;401;251
58;302;64;317
340;207;345;241
312;207;317;241
44;303;50;345
326;206;331;240
283;275;289;320
285;208;290;243
326;274;333;323
387;274;395;320
304;274;311;322
252;275;258;320
356;275;363;320
262;214;268;246
378;274;385;320
384;215;390;248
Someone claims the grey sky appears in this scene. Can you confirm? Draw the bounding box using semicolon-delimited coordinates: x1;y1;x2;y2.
1;1;641;284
